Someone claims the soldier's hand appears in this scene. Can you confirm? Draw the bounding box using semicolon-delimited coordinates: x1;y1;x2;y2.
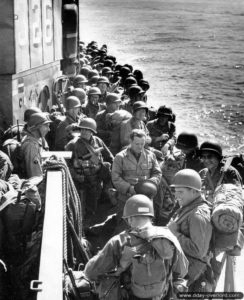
161;133;169;140
128;185;136;196
161;143;170;156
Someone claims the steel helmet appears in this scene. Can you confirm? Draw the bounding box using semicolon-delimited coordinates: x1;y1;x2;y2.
28;112;52;128
77;118;97;134
123;194;154;218
97;76;110;85
88;87;101;96
79;67;90;78
199;141;222;158
133;69;143;81
24;107;42;122
124;76;137;87
102;67;113;76
139;79;150;91
73;75;88;87
105;93;121;105
88;69;99;80
65;96;81;110
89;75;100;86
171;169;202;191
156;106;173;117
128;85;145;99
71;88;86;105
104;59;114;68
134;180;158;199
120;66;131;78
176;132;198;150
133;101;148;113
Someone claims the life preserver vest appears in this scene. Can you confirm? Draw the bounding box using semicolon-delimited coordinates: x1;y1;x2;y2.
63;4;78;60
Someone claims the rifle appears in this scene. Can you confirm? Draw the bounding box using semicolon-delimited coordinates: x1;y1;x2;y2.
63;258;83;300
16;120;21;142
81;146;104;165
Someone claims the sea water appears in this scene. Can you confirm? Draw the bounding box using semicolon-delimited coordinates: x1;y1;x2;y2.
79;0;244;154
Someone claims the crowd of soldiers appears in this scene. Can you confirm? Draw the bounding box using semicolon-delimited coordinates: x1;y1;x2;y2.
0;41;243;299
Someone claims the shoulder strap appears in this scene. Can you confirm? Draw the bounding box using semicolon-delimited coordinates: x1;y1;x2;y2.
173;200;209;225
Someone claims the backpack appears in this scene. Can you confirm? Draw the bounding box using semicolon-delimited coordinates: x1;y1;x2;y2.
1;138;26;178
118;234;171;299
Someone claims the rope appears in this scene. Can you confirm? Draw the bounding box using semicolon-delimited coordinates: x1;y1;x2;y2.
42;155;83;294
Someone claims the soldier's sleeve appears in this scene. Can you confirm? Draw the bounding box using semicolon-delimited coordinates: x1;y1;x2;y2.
176;212;212;259
84;236;121;281
112;155;131;194
22;143;42;178
149;153;162;186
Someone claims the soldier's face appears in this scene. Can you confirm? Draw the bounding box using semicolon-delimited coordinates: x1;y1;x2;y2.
89;95;100;105
97;83;108;94
134;109;147;121
76;82;86;89
175;187;196;207
80;128;93;140
201;151;220;171
130;136;146;154
39;123;50;137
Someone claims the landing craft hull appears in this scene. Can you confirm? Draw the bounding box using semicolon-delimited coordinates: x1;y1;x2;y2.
0;0;63;129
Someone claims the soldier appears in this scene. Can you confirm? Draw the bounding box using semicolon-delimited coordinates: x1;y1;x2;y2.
55;96;82;151
65;118;114;216
84;194;188;300
97;76;110;104
71;88;87;106
146;105;176;155
95;93;122;146
83;87;105;119
21;112;51;178
199;141;242;202
73;74;88;90
175;132;204;172
120;101;150;150
123;85;145;115
168;169;213;291
101;66;114;82
112;129;162;222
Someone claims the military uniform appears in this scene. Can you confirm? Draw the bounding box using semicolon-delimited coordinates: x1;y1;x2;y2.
112;147;162;216
84;226;188;300
54;114;77;150
66;135;114;215
199;163;242;203
83;103;105;120
20;132;48;178
146;119;176;151
181;150;205;172
120;117;149;149
170;196;212;288
95;109;112;146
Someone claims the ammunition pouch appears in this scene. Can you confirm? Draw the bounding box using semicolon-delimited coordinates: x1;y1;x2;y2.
65;271;93;299
74;159;102;176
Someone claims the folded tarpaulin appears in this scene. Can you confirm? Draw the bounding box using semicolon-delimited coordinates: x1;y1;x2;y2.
212;184;243;233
